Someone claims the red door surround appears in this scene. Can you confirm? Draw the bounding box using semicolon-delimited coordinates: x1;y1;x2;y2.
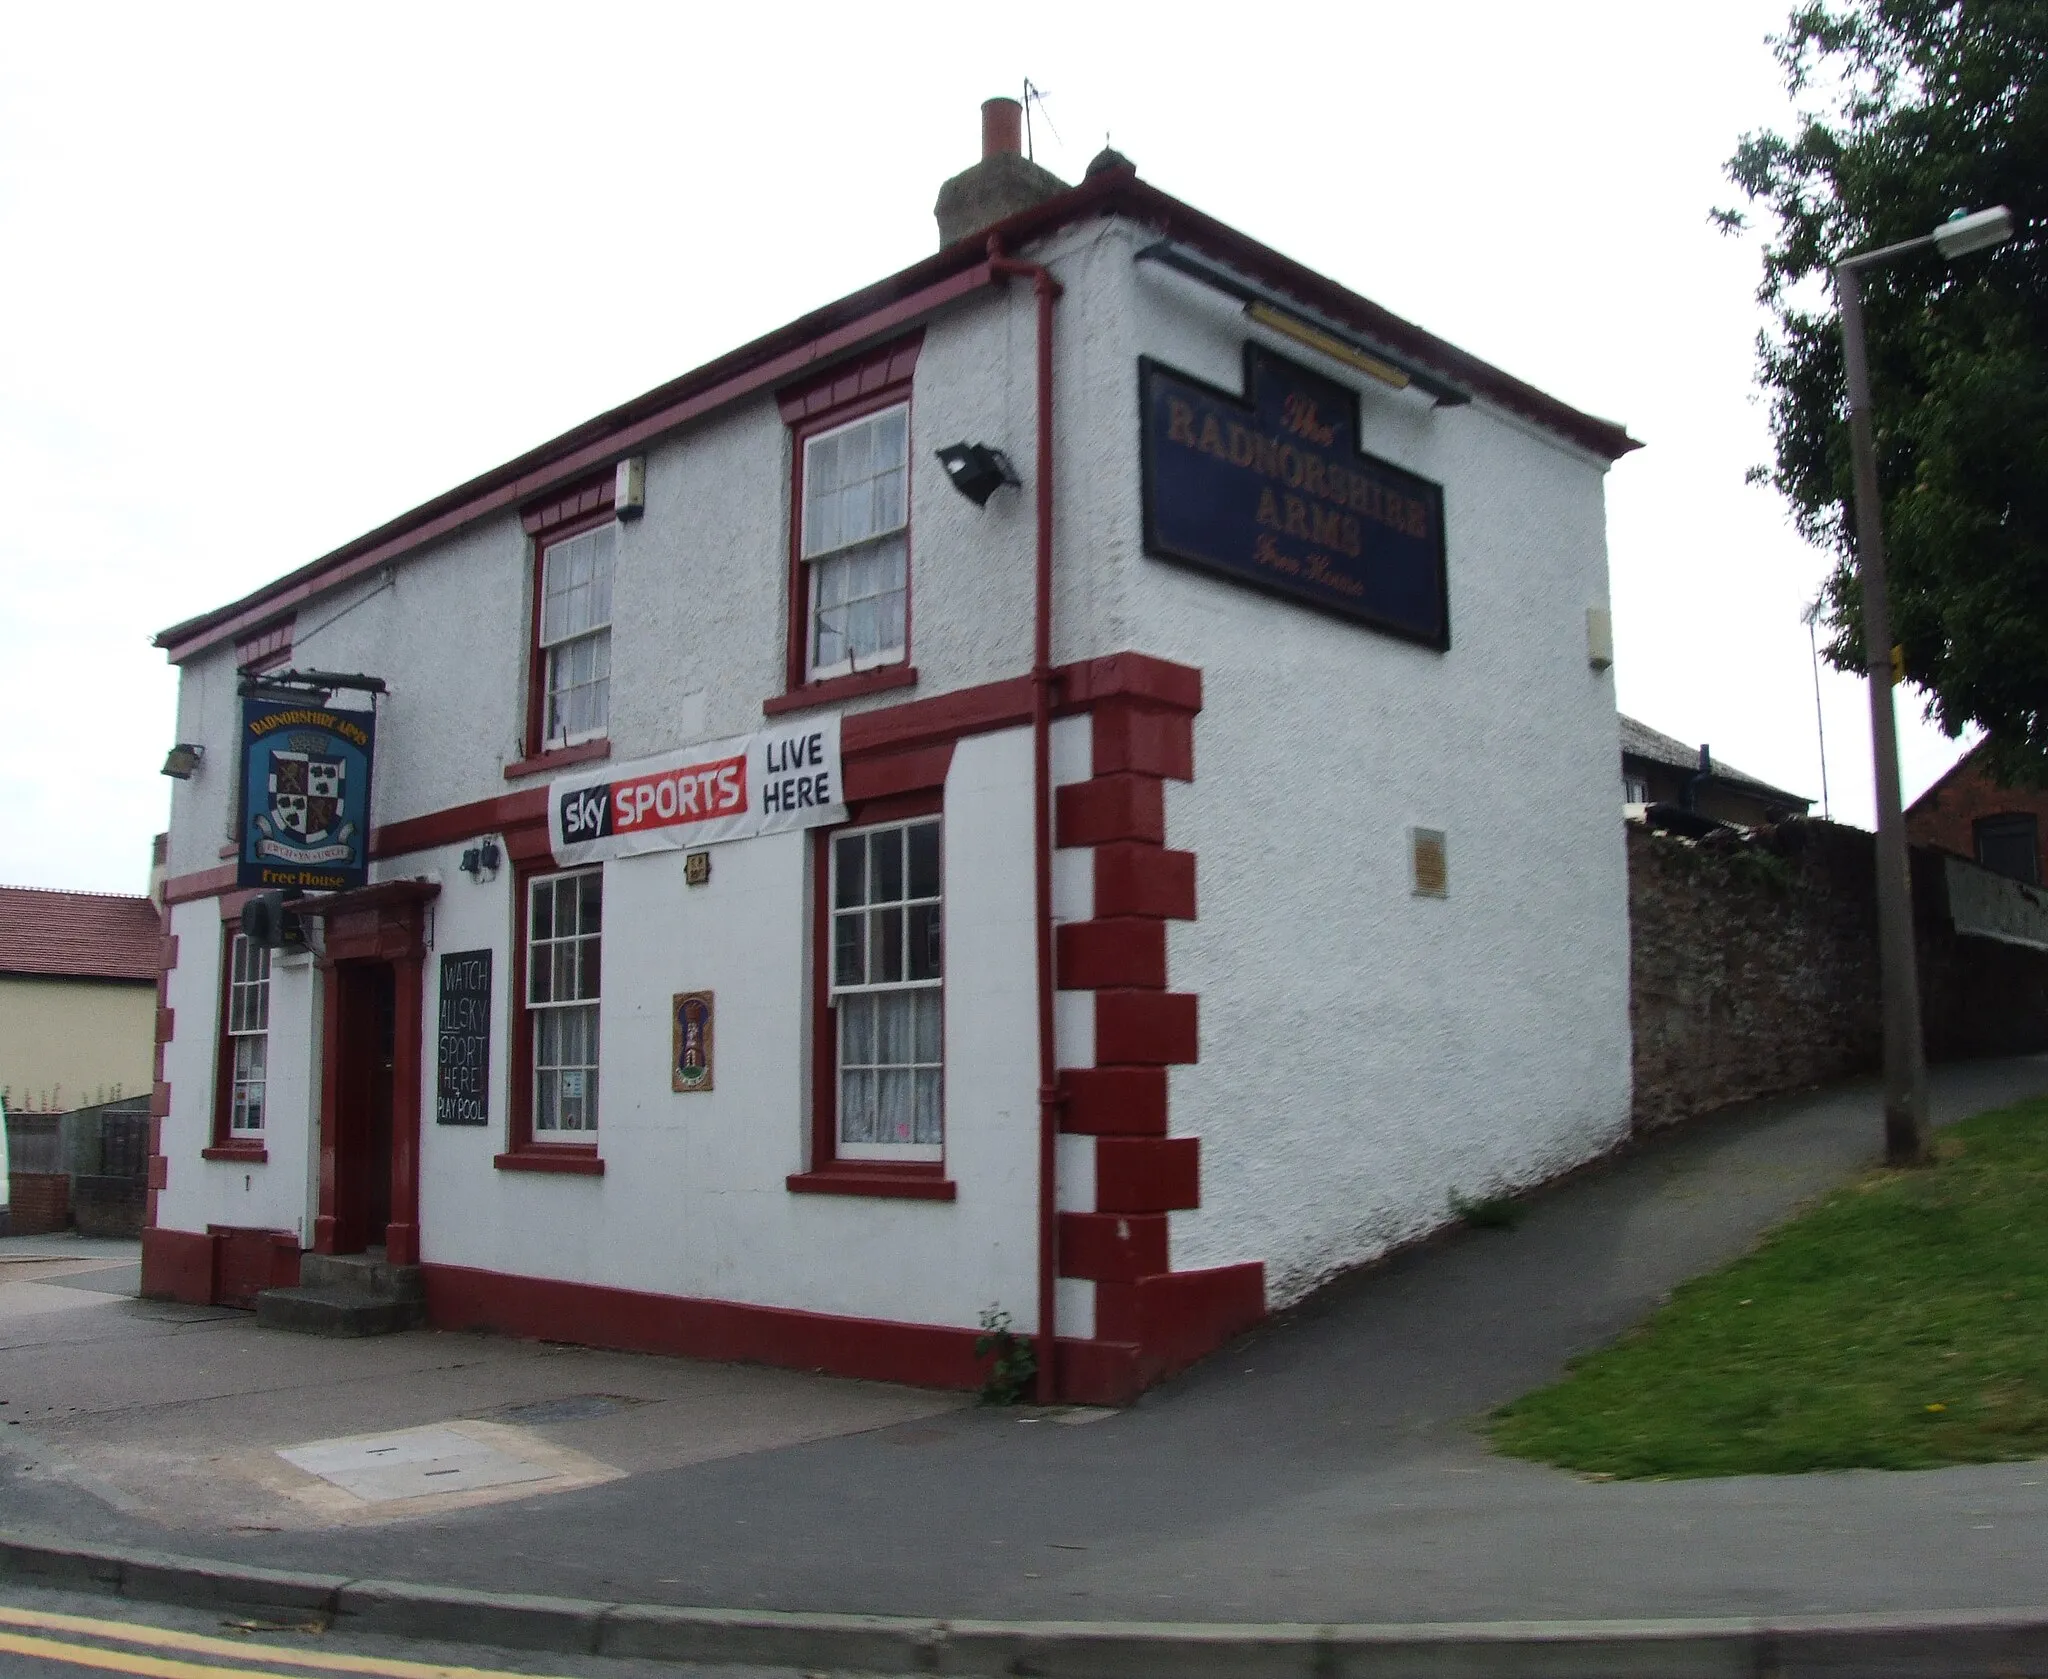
303;880;438;1264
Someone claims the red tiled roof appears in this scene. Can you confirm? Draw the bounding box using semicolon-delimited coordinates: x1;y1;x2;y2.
0;886;160;982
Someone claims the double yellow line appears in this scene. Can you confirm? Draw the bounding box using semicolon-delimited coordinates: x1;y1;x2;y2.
0;1604;576;1679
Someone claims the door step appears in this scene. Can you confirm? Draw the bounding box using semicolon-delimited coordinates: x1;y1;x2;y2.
256;1250;426;1337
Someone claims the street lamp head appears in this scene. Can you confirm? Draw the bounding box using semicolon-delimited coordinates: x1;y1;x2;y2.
1932;205;2014;260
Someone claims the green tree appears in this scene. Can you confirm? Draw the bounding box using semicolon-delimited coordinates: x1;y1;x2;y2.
1720;1;2048;783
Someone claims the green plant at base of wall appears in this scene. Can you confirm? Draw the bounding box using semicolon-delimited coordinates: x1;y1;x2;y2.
974;1306;1037;1404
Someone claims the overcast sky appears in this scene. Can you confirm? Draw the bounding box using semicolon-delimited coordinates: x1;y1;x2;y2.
0;1;1976;895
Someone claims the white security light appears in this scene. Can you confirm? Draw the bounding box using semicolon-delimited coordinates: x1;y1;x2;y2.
1931;206;2014;260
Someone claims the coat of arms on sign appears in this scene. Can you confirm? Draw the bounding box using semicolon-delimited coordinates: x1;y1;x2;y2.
252;733;359;864
672;991;714;1093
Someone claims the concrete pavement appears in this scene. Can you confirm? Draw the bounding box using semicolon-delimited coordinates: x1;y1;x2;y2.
4;1055;2047;1640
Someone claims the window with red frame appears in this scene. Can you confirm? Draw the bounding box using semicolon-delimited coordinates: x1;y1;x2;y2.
535;523;615;749
799;403;910;682
828;816;942;1160
525;867;603;1136
217;931;270;1139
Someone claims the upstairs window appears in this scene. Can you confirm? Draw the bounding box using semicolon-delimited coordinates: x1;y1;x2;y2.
222;932;270;1135
802;404;909;681
539;523;614;747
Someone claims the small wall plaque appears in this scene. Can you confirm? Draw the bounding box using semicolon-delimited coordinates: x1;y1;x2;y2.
685;850;711;886
1411;827;1449;898
672;990;714;1092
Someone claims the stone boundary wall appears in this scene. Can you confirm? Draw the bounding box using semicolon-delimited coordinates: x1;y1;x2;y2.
1628;819;2048;1132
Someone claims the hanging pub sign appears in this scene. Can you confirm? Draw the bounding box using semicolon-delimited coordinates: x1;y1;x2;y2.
1140;345;1449;649
435;950;493;1125
549;716;844;867
236;697;376;890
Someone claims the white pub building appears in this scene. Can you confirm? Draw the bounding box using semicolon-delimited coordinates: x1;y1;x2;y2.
145;101;1639;1402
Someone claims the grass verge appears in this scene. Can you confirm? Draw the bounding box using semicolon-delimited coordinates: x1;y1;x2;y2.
1488;1095;2048;1477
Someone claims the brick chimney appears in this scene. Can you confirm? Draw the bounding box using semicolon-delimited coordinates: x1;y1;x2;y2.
934;97;1070;249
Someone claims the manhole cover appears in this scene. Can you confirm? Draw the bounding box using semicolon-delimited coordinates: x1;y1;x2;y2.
278;1426;558;1503
490;1392;644;1425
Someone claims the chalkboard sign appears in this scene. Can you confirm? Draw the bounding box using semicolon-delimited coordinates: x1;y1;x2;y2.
436;950;492;1125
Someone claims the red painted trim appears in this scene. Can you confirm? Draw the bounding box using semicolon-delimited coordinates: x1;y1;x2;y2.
208;1224;303;1308
764;664;918;718
151;1080;171;1118
783;380;919;694
163;865;239;907
1095;1136;1200;1212
1057;919;1167;990
1059;1066;1168;1136
503;738;611;781
786;1168;957;1201
139;1227;214;1306
159;265;996;663
1095;990;1198;1066
156;655;1199;915
1055;1337;1143;1406
1057;1211;1168;1281
1095;845;1197;920
233;618;295;672
775;332;924;424
146;1154;169;1188
1063;652;1204;714
843;742;955;805
423;1262;990;1391
1092;1262;1266;1376
373;789;548;861
495;1149;605;1176
156;1005;174;1042
1056;775;1166;847
520;472;616;537
201;1145;268;1164
1092;699;1195;781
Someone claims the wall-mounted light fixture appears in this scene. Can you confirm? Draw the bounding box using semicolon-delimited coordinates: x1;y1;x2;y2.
458;839;503;880
935;442;1020;507
161;744;205;779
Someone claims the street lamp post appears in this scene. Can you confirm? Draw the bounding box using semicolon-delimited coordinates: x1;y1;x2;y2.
1834;204;2014;1166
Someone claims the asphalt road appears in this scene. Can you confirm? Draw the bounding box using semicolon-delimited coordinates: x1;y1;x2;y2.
6;1057;2048;1629
0;1583;791;1679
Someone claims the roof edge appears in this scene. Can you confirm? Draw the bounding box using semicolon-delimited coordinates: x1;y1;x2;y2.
158;166;1640;663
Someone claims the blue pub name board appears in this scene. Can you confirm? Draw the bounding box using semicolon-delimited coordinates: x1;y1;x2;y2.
1140;346;1449;648
236;696;376;891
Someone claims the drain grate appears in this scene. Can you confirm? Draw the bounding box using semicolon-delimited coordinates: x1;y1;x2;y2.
488;1392;646;1425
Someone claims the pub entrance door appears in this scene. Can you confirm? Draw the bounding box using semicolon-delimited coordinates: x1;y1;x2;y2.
331;961;396;1252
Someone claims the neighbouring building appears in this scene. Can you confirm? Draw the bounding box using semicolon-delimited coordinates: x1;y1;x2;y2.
142;100;1640;1400
0;885;161;1116
1907;741;2047;887
1619;714;1812;829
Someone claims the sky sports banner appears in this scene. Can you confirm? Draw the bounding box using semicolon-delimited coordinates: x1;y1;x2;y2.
548;715;844;867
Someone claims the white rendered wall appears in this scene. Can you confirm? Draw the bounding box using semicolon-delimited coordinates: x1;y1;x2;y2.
156;902;323;1244
1094;234;1634;1307
405;726;1044;1331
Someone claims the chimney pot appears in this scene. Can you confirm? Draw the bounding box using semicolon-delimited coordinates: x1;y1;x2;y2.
982;97;1023;159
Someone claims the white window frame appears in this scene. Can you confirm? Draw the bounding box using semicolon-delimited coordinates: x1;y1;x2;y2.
538;523;615;748
828;816;942;1162
224;932;270;1136
801;403;910;683
526;868;602;1136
